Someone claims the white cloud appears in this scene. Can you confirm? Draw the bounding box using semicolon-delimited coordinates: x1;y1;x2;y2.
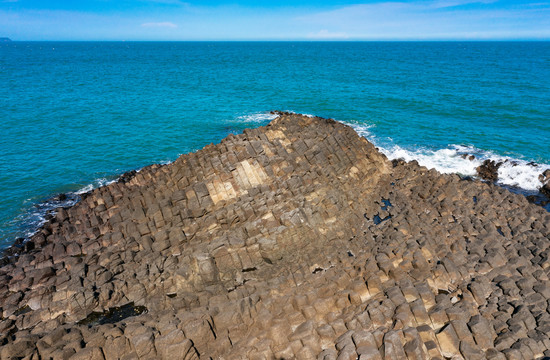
430;0;498;9
141;22;178;28
307;29;349;39
1;1;549;40
144;0;190;5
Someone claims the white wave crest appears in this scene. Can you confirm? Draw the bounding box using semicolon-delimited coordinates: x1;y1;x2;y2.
344;121;550;192
236;111;319;124
342;121;375;139
498;161;550;191
236;112;278;123
380;144;484;177
74;178;115;195
275;110;316;118
74;184;94;195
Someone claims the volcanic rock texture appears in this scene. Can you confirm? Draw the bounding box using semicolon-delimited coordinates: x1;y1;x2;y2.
1;114;550;359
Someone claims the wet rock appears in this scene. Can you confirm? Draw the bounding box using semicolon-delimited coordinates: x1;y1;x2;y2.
118;170;138;184
540;169;550;197
461;154;476;161
77;302;147;326
476;160;502;182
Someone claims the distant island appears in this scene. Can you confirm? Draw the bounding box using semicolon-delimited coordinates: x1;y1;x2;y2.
0;37;12;42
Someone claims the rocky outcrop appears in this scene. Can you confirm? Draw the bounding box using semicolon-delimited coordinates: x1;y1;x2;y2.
540;169;550;198
476;159;502;182
1;114;550;359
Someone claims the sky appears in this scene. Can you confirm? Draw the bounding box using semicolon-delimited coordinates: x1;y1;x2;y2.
1;0;549;40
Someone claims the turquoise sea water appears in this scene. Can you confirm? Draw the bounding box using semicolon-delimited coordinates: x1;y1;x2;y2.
1;41;550;249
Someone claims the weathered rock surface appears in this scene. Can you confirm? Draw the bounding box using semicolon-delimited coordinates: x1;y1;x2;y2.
540;169;550;198
1;114;550;359
476;160;502;182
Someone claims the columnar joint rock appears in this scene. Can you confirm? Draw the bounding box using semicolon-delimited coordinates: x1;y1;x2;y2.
1;114;550;359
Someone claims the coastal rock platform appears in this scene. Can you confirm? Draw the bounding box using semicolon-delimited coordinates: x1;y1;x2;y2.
1;114;550;359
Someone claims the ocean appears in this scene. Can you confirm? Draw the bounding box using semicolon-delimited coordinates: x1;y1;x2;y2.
1;41;549;250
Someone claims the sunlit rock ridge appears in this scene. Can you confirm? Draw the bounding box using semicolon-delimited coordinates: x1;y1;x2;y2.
1;114;550;359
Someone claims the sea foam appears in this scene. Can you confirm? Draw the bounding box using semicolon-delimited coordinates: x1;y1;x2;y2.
236;113;278;123
344;121;550;193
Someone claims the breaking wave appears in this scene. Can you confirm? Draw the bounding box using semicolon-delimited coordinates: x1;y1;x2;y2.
343;121;550;193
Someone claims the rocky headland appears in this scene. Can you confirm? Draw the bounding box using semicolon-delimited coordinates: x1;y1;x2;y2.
1;114;550;359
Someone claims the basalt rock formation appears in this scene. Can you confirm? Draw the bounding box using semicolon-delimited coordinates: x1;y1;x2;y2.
1;114;550;359
540;170;550;198
476;160;502;183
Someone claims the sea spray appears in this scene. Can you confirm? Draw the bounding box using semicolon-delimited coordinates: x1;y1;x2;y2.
343;120;550;193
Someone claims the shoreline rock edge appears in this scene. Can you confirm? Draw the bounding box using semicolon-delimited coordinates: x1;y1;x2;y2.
0;114;549;359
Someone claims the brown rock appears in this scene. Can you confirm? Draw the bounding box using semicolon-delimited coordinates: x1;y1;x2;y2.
69;347;106;360
459;341;485;360
436;324;461;358
540;169;550;197
476;160;502;182
1;339;35;359
126;327;156;359
468;315;496;350
155;329;196;359
1;113;550;359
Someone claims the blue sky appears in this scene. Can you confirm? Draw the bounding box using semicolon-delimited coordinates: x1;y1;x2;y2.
1;0;549;40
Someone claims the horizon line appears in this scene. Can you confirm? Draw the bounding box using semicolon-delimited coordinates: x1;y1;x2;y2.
3;39;550;42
